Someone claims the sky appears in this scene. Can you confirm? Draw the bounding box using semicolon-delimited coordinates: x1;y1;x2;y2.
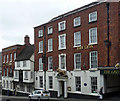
0;0;97;52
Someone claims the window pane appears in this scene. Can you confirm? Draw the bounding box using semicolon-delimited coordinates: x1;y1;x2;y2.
75;77;81;91
49;76;53;89
91;77;97;93
39;76;43;88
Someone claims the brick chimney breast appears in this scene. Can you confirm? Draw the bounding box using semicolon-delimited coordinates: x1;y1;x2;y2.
24;35;30;45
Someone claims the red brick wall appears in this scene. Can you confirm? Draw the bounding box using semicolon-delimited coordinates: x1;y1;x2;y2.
34;2;120;71
2;45;24;76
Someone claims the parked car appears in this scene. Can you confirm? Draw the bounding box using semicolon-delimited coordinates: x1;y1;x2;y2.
28;90;50;101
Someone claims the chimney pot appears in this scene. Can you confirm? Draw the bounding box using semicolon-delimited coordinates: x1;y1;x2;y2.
24;35;30;45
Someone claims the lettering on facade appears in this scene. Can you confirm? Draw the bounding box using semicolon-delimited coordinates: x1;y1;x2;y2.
77;45;93;50
100;70;120;75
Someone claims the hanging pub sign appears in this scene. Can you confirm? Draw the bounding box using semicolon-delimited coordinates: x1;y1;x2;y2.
100;69;120;75
77;45;93;50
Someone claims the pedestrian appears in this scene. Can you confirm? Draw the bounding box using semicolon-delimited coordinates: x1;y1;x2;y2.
98;87;103;100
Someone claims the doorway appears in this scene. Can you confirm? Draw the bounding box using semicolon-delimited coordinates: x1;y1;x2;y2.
60;81;64;97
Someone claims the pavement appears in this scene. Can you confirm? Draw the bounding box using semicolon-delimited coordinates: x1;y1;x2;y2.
0;95;120;101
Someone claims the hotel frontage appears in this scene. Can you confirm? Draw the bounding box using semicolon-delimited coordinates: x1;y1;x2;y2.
34;1;120;98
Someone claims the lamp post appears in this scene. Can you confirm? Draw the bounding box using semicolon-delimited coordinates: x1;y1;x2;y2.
43;25;46;91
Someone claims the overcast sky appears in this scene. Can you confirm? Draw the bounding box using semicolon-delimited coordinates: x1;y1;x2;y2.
0;0;97;52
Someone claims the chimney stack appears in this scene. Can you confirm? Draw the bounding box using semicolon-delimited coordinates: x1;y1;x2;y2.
24;35;30;45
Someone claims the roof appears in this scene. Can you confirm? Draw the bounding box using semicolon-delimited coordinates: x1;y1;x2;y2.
34;1;106;28
15;45;34;61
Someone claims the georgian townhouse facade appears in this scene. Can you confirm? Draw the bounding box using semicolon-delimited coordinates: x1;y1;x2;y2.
34;1;120;98
14;45;34;96
2;35;32;95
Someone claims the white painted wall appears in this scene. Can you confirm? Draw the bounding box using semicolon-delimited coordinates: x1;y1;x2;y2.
35;70;104;96
2;76;13;91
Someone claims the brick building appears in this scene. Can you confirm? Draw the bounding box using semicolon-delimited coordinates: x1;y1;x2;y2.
0;52;2;95
34;1;120;98
2;35;33;95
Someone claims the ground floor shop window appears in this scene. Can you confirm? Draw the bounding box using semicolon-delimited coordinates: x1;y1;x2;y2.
91;77;97;93
75;76;81;91
39;76;43;88
49;76;53;89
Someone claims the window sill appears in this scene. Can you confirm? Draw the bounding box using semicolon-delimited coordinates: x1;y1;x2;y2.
48;33;53;35
38;51;43;54
39;70;43;72
58;48;66;51
47;70;53;72
73;25;81;28
58;29;66;32
47;50;53;53
73;45;81;48
74;69;81;71
89;68;98;71
88;20;97;24
24;79;28;80
38;36;43;38
88;43;98;46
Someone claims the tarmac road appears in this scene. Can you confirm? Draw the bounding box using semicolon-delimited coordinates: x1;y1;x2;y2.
1;95;120;101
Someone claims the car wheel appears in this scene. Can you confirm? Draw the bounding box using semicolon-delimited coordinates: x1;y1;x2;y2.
37;97;40;101
28;97;31;101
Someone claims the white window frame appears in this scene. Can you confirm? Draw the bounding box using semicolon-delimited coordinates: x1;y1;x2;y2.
6;80;9;88
39;41;43;53
91;77;97;93
74;31;81;47
7;68;8;77
14;52;16;61
58;21;66;31
48;38;53;52
74;53;81;70
10;53;12;62
89;11;97;22
90;51;98;68
48;26;53;35
89;27;97;45
3;55;5;63
59;54;66;70
6;54;8;63
48;56;53;71
74;17;81;27
38;29;43;37
17;61;20;67
23;61;26;67
39;58;43;71
58;34;66;50
31;71;33;79
39;76;43;88
75;76;81;92
49;76;53;89
15;71;19;79
3;80;5;88
10;81;12;89
24;71;28;80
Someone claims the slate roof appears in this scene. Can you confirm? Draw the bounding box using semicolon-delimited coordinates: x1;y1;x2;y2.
15;45;34;61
